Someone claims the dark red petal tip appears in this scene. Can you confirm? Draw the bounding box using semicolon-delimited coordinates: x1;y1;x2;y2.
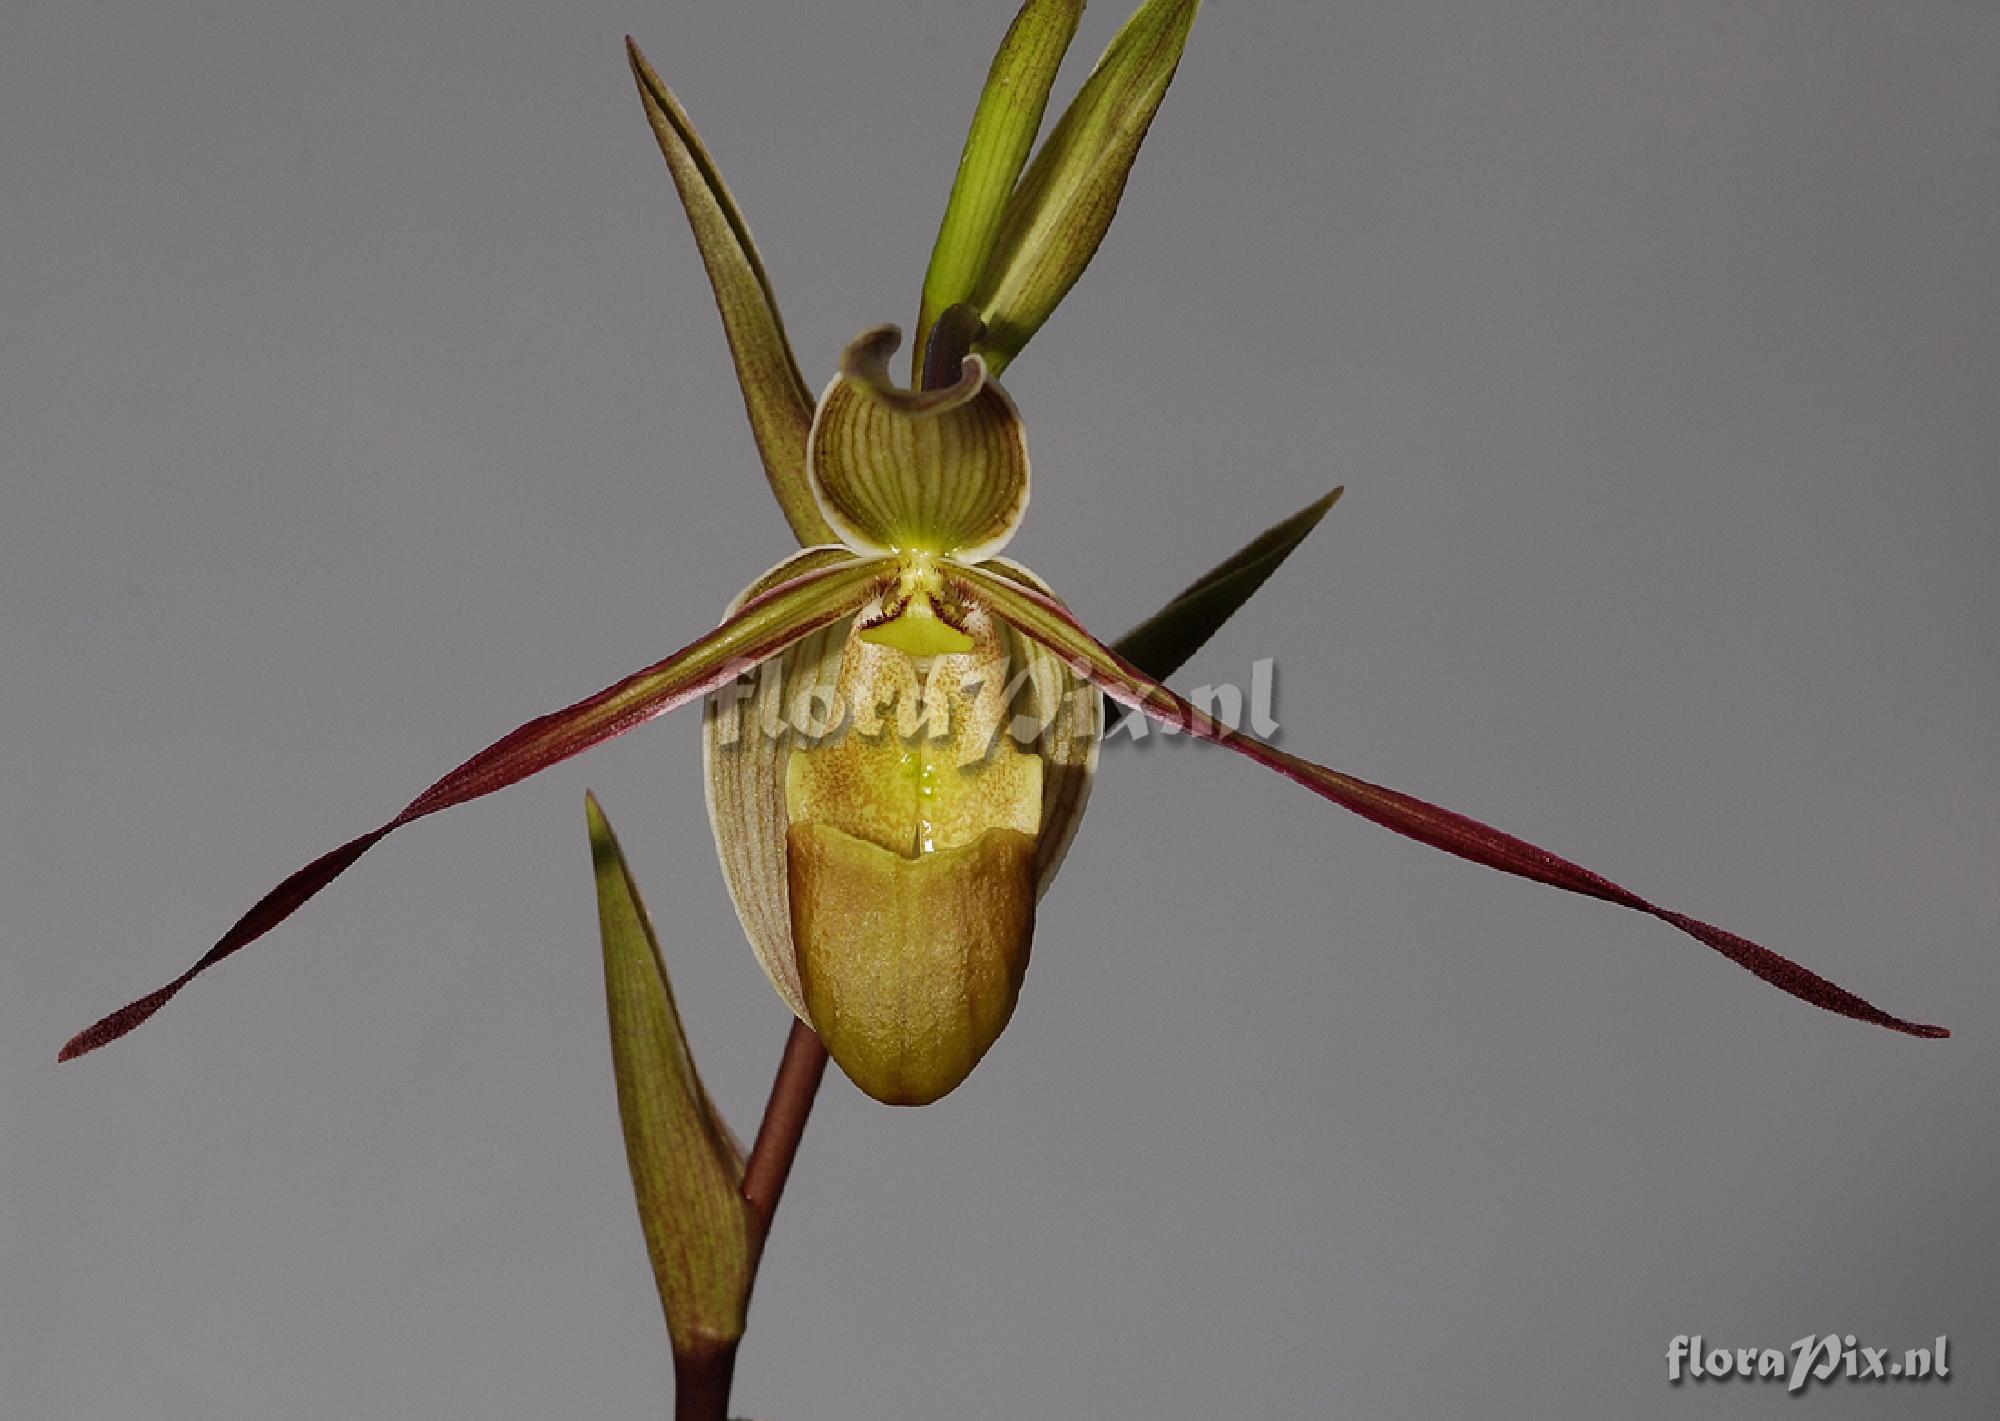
60;982;183;1061
60;558;883;1060
958;563;1951;1043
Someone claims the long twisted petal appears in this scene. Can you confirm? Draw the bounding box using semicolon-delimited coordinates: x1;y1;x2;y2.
60;556;890;1060
958;563;1949;1040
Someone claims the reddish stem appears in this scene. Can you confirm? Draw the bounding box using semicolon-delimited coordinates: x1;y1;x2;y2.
743;1018;831;1248
675;1018;830;1421
673;1341;741;1421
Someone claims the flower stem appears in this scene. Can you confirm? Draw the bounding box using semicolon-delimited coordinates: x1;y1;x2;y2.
743;1018;831;1249
674;1019;829;1421
673;1341;741;1421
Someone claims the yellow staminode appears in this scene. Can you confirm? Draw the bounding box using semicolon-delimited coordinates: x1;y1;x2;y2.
857;554;976;658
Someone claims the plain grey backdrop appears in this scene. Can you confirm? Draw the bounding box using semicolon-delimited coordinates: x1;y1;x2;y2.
7;1;1996;1417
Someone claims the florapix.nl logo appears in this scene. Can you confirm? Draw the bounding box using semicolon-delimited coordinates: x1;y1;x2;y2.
1667;1333;1950;1394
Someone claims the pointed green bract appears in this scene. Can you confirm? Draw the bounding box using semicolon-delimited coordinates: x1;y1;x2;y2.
627;38;835;546
953;562;1949;1042
915;0;1086;381
1113;488;1343;681
590;793;752;1353
969;0;1200;373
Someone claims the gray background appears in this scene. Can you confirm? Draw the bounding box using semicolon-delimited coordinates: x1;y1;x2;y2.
6;1;1995;1417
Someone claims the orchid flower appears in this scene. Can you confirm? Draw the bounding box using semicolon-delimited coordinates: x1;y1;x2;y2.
61;0;1944;1113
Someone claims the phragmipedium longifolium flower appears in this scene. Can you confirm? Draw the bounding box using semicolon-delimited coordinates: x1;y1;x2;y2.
64;0;1944;1123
